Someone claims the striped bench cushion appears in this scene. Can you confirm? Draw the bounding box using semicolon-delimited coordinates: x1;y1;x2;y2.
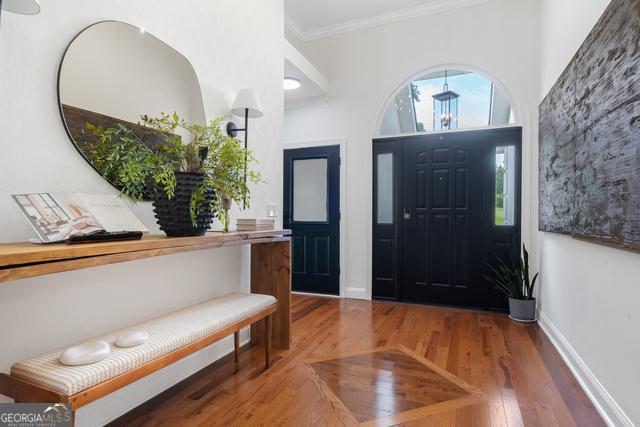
11;292;275;396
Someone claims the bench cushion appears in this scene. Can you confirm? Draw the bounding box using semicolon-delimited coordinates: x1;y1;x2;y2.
11;292;275;396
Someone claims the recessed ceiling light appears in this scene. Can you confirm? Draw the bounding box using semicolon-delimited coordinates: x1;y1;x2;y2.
283;77;301;90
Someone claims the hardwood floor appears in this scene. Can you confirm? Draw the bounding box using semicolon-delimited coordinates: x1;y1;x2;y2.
109;294;605;426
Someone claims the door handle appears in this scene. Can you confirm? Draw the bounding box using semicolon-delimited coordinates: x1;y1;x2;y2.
404;208;412;220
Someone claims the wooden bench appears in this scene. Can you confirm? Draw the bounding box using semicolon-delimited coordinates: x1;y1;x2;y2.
0;292;276;420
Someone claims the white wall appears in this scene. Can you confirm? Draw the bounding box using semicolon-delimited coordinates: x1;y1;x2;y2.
538;0;638;425
284;0;541;300
0;1;283;425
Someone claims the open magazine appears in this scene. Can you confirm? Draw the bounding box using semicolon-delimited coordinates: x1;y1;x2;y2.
12;193;148;243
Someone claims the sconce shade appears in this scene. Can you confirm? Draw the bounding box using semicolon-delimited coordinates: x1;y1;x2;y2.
231;89;264;118
2;0;41;14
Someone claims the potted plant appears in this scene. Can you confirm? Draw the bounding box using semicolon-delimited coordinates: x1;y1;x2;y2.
485;244;539;322
87;113;262;236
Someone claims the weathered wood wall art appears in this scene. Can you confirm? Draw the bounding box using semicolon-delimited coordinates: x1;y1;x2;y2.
62;104;171;152
539;0;640;251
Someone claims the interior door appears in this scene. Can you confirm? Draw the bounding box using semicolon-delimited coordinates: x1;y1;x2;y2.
401;133;485;307
283;146;340;295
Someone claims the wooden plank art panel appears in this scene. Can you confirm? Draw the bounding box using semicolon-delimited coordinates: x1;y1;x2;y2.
61;104;172;151
539;61;577;234
539;0;640;251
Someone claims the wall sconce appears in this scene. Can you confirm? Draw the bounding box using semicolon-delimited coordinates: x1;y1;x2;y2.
0;0;40;27
226;89;263;208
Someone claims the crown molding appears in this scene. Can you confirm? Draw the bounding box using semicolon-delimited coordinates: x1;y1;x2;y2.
285;0;491;42
284;12;307;42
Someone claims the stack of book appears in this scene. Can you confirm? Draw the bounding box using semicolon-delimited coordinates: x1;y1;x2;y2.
236;218;275;232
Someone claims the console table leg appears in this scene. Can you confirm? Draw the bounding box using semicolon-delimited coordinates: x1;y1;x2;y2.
265;314;272;368
250;240;291;349
234;331;240;364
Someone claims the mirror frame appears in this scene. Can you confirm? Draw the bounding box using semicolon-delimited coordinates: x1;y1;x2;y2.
56;20;206;190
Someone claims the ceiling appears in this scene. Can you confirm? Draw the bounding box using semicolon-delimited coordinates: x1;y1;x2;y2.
284;59;328;107
285;0;490;41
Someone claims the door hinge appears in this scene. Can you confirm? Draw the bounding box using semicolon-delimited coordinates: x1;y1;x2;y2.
338;156;342;166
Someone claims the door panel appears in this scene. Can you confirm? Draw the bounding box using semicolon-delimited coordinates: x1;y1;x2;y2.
402;135;484;307
284;146;340;295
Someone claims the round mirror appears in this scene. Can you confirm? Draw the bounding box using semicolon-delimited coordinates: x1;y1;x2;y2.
58;21;205;192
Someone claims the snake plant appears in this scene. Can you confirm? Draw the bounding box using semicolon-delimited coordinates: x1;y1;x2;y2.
485;244;538;300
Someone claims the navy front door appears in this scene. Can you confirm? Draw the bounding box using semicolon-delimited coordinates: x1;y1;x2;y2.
283;146;340;295
372;127;522;310
401;133;485;307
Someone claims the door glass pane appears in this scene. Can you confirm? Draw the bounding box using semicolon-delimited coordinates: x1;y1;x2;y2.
377;153;394;224
495;146;515;226
293;158;328;222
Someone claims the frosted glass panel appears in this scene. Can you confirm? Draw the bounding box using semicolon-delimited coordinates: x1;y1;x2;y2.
293;158;328;222
377;153;393;224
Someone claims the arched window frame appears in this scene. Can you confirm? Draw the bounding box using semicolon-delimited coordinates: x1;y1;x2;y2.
375;65;521;138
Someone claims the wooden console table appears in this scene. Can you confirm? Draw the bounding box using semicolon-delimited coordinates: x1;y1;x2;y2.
0;230;292;349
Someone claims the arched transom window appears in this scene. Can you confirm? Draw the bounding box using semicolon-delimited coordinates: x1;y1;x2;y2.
379;69;515;136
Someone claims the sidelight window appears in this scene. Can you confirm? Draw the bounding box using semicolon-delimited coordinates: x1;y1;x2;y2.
495;146;516;226
376;153;394;224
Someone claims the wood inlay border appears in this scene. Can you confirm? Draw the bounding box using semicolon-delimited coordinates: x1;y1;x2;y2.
305;345;486;426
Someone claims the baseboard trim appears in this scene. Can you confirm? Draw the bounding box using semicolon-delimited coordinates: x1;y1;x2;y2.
345;287;368;300
292;291;341;298
538;312;634;427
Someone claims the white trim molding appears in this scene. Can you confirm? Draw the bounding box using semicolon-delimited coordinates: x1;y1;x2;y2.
285;0;490;41
345;287;368;300
538;312;634;427
284;39;331;95
292;291;341;299
283;137;349;299
284;12;307;42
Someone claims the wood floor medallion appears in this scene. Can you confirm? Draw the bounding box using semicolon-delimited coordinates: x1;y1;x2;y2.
306;346;485;426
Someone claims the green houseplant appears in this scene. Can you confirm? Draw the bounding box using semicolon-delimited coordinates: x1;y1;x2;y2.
485;243;539;322
87;113;262;235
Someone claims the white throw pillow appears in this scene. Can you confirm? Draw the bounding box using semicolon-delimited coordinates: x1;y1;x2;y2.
59;340;110;366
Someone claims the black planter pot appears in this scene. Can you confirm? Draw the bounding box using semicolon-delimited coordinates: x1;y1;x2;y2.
152;172;216;237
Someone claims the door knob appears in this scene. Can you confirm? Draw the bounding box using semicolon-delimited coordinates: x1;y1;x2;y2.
404;208;411;220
